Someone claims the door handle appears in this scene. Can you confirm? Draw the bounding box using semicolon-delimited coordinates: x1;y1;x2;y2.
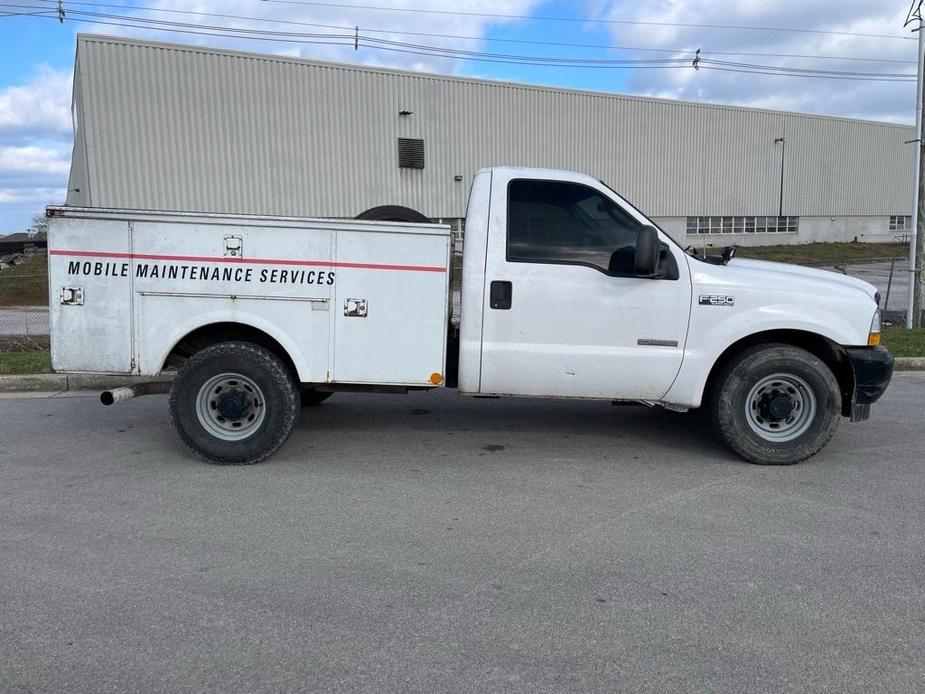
490;280;512;310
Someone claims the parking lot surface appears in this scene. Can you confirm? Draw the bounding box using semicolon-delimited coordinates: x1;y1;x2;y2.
2;376;924;693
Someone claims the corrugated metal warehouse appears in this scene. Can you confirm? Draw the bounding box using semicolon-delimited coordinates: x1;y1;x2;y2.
67;34;915;246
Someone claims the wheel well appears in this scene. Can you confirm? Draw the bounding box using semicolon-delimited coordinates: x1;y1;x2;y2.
164;322;298;379
356;204;431;223
702;330;854;416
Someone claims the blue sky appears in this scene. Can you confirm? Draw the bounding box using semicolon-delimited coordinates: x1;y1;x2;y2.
0;0;917;234
471;6;633;92
1;1;631;87
1;15;73;83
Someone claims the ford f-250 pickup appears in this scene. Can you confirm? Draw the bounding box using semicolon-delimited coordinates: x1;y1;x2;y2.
47;167;893;465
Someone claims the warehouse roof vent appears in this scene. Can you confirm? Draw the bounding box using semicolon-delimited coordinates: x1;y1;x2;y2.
398;138;425;169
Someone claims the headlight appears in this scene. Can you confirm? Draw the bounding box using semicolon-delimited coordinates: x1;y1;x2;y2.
868;309;881;346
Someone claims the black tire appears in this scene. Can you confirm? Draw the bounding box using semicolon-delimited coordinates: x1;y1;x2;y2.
301;389;333;407
169;341;299;465
356;205;431;223
710;343;841;465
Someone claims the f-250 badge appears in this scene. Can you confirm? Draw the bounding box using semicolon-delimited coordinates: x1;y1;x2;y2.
699;294;735;307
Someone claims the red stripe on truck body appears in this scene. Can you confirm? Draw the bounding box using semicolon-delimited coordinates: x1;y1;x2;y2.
49;249;447;273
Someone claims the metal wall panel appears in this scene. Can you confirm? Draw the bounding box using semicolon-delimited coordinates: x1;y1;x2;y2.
69;34;915;219
65;58;91;207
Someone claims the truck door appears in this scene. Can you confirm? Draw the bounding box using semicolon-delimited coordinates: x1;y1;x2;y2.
477;173;691;401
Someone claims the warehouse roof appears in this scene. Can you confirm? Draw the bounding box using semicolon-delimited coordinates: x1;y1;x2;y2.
76;33;914;131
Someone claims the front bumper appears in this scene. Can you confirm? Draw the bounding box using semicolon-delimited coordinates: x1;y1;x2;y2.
844;346;894;421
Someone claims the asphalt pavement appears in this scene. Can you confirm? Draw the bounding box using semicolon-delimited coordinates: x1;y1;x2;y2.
1;376;924;693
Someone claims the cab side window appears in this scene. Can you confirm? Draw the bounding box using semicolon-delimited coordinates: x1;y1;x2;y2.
507;179;643;275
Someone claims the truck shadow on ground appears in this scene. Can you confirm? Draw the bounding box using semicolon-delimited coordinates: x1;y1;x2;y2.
285;390;736;468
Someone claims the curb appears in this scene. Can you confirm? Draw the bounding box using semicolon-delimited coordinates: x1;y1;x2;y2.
0;373;173;393
895;357;925;371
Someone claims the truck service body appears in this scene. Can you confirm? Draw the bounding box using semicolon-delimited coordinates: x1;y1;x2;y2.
47;167;893;465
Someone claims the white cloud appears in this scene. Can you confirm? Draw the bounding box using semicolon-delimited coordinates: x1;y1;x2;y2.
0;65;72;139
74;0;543;75
0;145;70;176
0;65;73;232
0;147;69;210
0;187;66;205
594;0;917;123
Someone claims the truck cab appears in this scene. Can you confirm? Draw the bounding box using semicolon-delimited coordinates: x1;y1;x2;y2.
457;167;892;463
458;167;691;401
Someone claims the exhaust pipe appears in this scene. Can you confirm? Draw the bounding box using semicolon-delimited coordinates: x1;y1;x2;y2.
100;381;171;406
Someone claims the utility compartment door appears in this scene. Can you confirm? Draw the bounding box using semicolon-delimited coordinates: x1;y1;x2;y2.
48;217;133;373
131;220;335;382
333;227;450;385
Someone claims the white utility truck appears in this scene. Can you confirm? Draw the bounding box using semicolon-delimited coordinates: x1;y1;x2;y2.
47;167;893;466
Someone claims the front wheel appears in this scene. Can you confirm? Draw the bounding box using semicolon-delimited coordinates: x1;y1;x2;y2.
169;341;300;465
710;344;841;465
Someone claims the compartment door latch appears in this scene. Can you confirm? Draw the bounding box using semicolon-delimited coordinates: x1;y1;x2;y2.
344;298;368;317
60;287;84;305
224;235;243;257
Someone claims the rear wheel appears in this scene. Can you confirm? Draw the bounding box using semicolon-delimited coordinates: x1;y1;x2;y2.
710;344;841;465
169;341;299;465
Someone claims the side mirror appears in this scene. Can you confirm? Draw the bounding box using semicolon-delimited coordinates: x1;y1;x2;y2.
634;225;660;277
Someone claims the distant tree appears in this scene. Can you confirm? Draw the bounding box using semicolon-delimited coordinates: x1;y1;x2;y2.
27;214;48;240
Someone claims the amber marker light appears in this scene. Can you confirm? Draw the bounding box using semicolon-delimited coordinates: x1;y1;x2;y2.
868;310;882;346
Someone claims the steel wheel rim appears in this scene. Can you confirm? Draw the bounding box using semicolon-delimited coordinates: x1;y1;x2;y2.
196;372;266;441
744;372;816;443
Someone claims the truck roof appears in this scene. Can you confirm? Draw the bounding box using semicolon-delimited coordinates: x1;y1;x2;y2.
46;206;451;236
476;167;601;186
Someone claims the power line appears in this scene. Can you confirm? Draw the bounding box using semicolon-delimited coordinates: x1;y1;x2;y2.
5;2;917;81
361;35;915;76
701;65;915;83
41;10;691;67
701;58;913;78
256;0;914;41
25;0;919;64
360;32;916;66
0;8;53;17
905;0;923;27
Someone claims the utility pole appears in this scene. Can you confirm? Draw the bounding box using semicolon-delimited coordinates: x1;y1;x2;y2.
907;3;925;328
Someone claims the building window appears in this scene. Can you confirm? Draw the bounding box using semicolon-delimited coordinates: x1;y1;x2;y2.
889;215;911;231
686;216;799;234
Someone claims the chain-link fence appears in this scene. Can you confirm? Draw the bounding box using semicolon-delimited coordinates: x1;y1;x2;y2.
817;257;912;324
0;249;49;351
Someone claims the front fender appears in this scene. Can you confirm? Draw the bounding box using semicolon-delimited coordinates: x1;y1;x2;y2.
664;301;868;408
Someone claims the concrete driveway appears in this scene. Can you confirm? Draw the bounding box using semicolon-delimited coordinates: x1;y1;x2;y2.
1;376;924;693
